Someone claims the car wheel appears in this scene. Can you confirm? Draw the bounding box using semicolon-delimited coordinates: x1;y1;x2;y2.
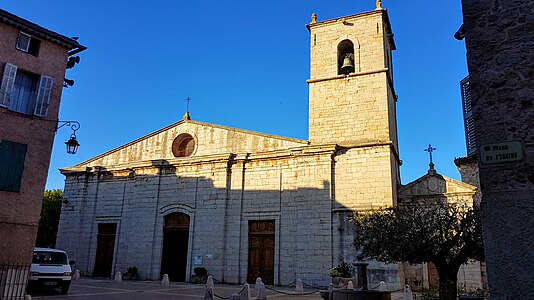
26;281;35;294
60;282;71;294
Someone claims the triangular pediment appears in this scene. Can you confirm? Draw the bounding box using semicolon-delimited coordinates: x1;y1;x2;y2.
398;172;476;197
65;119;308;170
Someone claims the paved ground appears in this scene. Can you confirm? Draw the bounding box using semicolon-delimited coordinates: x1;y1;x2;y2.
29;278;407;299
29;278;322;299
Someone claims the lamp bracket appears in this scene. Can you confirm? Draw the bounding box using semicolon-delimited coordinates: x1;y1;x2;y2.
56;120;80;133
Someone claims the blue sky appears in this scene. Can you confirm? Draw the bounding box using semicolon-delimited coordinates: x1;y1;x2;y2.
2;1;469;190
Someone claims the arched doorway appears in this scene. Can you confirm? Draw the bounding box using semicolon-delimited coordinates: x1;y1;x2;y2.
160;213;190;281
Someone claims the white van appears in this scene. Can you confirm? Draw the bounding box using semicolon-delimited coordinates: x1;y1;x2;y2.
28;248;72;294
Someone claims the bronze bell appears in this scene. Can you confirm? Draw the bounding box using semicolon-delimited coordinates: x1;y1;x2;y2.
341;55;354;74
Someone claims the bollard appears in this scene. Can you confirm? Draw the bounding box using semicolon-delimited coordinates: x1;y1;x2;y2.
240;283;251;300
347;280;354;290
206;275;214;288
255;277;262;290
328;283;334;299
296;279;304;293
377;281;387;291
403;284;414;300
114;271;122;282
230;293;240;300
161;274;170;285
256;282;267;300
73;269;81;280
204;286;214;300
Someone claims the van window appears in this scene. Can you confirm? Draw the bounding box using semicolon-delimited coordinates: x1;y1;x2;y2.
32;251;68;265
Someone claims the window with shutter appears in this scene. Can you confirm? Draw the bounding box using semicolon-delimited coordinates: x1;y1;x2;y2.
10;70;38;114
0;63;53;117
0;140;27;192
0;63;17;107
460;76;476;155
34;76;54;117
16;32;31;52
16;32;40;56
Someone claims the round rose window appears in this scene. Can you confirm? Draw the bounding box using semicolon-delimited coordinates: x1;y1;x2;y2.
172;133;196;157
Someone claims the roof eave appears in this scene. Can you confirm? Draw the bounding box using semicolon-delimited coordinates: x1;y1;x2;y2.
0;9;86;52
306;9;396;50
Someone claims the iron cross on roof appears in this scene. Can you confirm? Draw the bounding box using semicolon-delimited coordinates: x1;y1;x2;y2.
185;96;191;112
424;144;437;164
183;96;192;120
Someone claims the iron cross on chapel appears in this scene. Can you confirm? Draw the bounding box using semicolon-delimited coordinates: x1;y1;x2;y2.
424;144;437;164
183;96;191;120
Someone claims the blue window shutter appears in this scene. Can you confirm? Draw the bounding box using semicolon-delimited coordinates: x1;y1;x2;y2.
1;63;18;107
34;75;53;117
0;140;27;192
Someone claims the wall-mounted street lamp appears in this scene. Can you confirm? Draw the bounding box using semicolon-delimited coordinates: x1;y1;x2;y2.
56;121;80;154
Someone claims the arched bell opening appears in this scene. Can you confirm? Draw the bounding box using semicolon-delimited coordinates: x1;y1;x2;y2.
337;39;355;75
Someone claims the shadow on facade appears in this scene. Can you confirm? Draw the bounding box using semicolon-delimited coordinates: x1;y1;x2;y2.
56;159;375;288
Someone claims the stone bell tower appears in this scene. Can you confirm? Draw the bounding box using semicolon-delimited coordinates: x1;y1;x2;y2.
307;5;402;285
307;7;398;150
306;6;401;210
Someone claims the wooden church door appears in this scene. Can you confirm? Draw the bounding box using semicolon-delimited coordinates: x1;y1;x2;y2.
160;213;190;281
93;223;117;277
247;220;275;285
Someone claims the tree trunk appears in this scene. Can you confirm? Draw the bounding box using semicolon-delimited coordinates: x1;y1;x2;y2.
438;278;457;300
433;260;459;300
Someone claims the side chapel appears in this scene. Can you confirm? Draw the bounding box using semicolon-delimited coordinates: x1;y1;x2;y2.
57;5;481;290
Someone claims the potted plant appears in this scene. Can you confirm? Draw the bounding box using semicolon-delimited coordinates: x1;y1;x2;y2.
122;266;139;280
330;262;354;288
192;267;208;283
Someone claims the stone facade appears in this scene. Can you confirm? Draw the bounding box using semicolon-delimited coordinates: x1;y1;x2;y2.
454;155;482;205
56;8;401;288
461;0;534;298
397;166;486;293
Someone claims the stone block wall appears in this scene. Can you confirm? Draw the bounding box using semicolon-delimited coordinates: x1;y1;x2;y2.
307;10;397;147
334;145;397;210
454;156;482;205
462;0;534;298
57;141;400;287
401;261;483;292
57;148;341;286
309;11;388;79
76;120;308;168
457;261;484;293
308;73;391;146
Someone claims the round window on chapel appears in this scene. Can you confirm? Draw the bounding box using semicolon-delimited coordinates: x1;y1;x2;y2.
172;133;196;157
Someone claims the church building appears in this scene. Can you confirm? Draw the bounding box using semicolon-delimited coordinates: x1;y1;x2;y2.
56;6;402;287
